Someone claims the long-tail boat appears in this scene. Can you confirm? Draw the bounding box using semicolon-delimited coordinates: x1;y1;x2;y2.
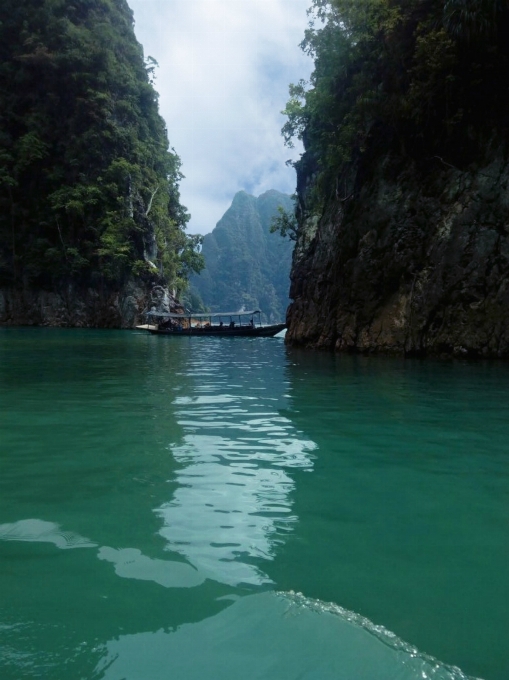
137;309;285;337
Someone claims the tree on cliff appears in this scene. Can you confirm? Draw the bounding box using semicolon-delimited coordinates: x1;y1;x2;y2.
0;0;203;292
283;0;509;218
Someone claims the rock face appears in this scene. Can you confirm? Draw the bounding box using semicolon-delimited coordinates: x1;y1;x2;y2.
287;149;509;357
0;282;181;328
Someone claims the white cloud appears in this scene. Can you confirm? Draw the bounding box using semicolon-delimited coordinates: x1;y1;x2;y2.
128;0;313;233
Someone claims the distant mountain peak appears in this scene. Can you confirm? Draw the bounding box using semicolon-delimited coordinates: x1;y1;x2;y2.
190;191;295;322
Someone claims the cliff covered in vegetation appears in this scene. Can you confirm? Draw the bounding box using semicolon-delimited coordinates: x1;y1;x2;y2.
191;190;294;322
0;0;202;327
285;0;509;356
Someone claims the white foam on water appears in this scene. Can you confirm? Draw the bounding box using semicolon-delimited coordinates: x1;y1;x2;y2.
279;591;484;680
95;590;484;680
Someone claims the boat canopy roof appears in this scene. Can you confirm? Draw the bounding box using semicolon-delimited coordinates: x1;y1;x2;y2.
146;309;261;319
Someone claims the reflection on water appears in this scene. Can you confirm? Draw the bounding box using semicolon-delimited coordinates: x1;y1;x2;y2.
0;520;205;589
156;340;316;586
0;519;97;550
97;547;205;589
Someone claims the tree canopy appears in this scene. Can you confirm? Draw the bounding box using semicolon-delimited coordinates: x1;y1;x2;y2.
0;0;203;291
283;0;509;217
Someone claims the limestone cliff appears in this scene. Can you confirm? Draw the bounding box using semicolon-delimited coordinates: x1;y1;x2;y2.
287;147;509;357
0;282;181;329
284;0;509;357
0;0;199;328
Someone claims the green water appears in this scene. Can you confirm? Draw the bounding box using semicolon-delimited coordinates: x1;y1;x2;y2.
0;329;507;680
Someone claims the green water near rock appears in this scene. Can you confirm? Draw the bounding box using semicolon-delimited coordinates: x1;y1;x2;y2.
0;329;507;680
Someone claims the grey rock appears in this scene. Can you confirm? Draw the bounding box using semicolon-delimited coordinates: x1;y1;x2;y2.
287;151;509;357
0;282;182;329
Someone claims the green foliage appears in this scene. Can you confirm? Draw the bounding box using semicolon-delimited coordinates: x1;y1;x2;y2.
282;0;407;207
179;286;208;314
0;0;201;291
281;81;309;148
283;0;509;212
443;0;504;42
270;205;298;241
177;234;205;280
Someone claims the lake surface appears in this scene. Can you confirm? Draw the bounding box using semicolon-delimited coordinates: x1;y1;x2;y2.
0;328;507;680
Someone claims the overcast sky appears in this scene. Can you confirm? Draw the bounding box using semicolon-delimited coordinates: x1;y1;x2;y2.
128;0;313;234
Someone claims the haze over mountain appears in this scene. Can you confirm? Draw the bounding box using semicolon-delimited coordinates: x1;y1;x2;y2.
191;190;294;323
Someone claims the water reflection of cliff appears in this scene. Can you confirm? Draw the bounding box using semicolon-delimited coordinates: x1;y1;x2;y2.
156;339;316;587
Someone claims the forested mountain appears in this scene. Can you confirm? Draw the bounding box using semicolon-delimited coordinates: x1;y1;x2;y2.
0;0;202;326
284;0;509;356
190;190;294;323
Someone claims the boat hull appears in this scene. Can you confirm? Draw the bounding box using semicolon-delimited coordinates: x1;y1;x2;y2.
148;323;286;338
